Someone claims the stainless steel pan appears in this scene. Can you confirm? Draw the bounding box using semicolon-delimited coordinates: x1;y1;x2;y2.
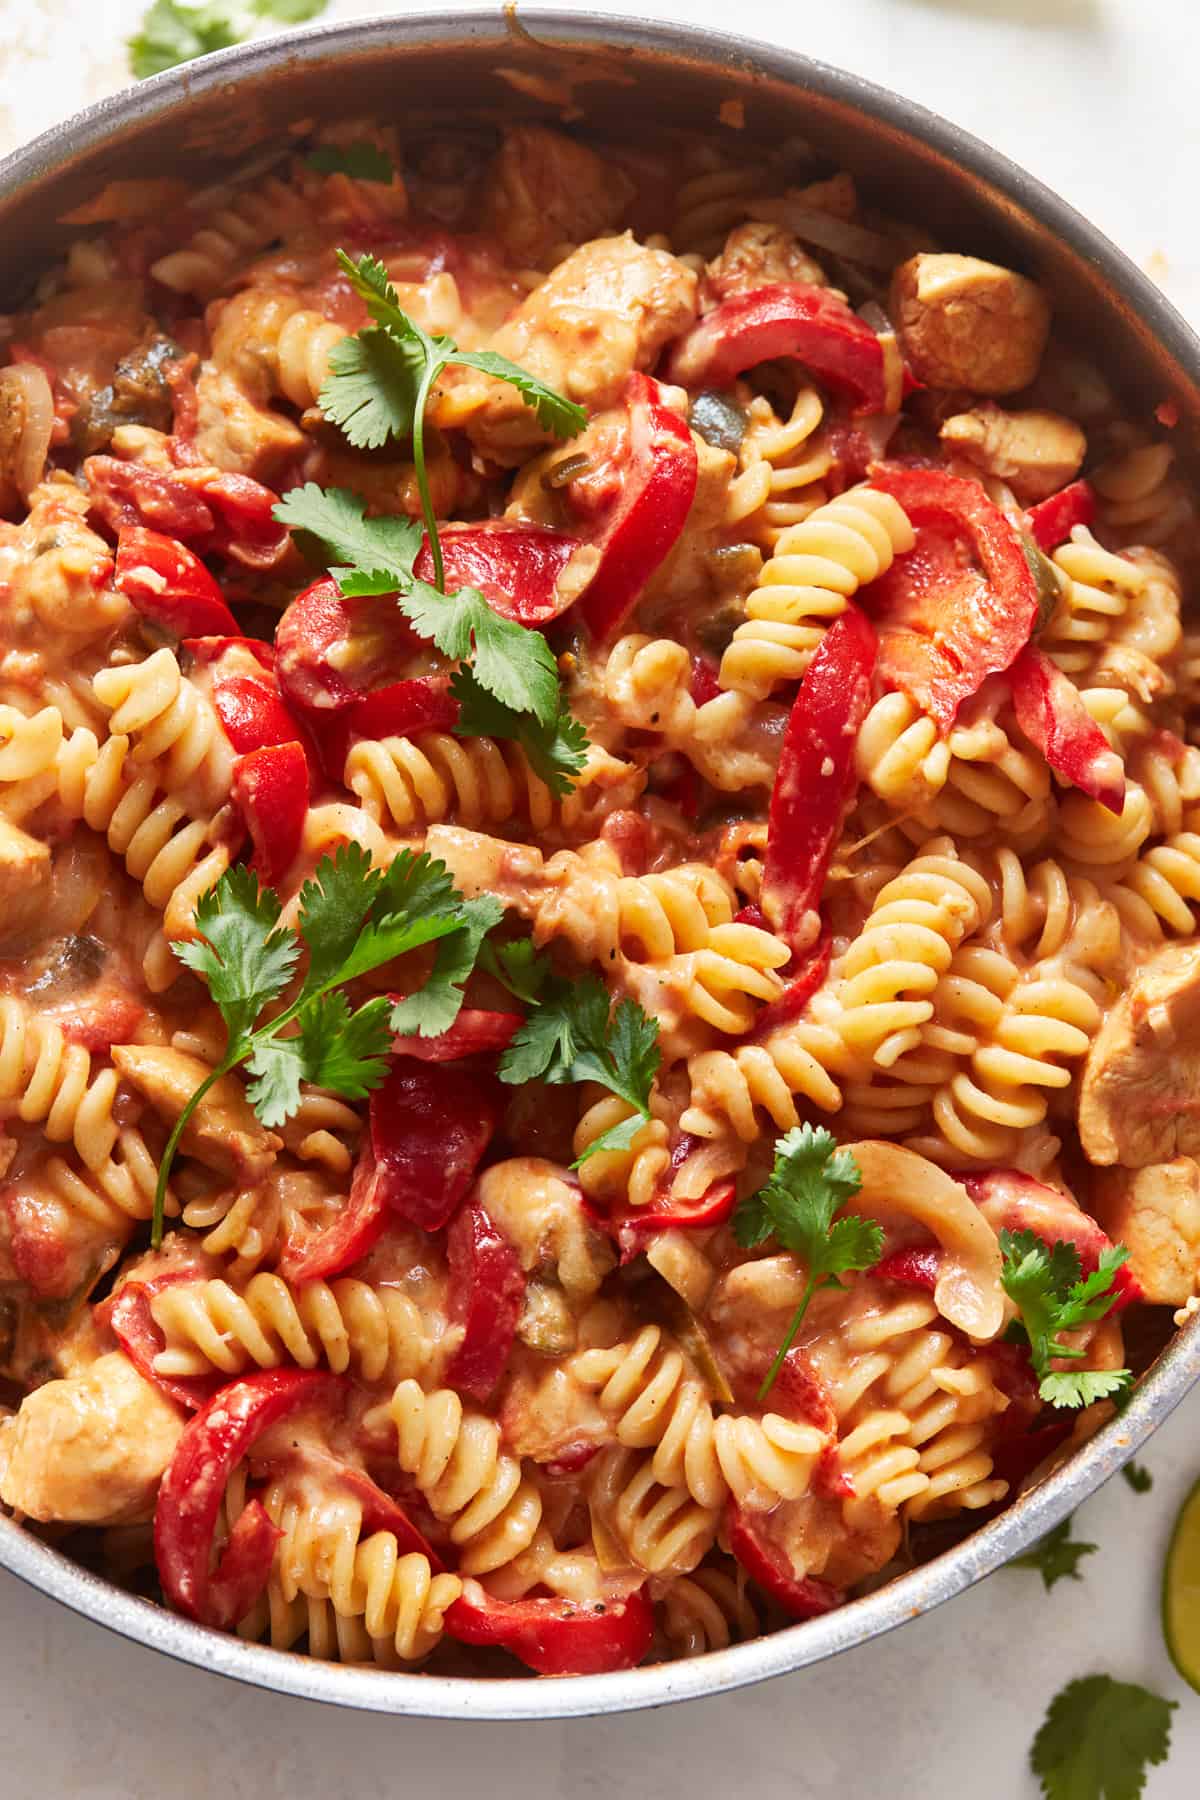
1;5;1197;1720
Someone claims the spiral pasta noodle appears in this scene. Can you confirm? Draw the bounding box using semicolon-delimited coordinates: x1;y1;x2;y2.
588;1445;720;1576
150;174;311;297
92;649;235;812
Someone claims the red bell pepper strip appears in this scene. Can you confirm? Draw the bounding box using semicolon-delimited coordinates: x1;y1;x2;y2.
85;454;216;540
274;577;420;726
413;521;588;626
176;469;288;569
665;282;904;416
277;1143;388;1284
1008;644;1126;814
603;1178;737;1264
727;1505;843;1621
578;373;698;642
155;1369;343;1629
317;674;461;778
445;1579;654;1675
965;1168;1142;1310
1025;479;1095;552
114;527;239;637
370;1061;502;1232
231;741;310;886
744;937;831;1040
183;634;275;672
391;1008;523;1063
760;607;877;952
862;465;1042;731
443;1199;526;1403
873;1245;943;1293
185;635;315;761
105;1271;224;1411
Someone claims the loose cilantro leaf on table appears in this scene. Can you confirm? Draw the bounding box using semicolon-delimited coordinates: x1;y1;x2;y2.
128;0;241;76
1000;1229;1133;1410
1031;1674;1175;1800
733;1125;882;1402
1011;1516;1098;1592
154;844;485;1245
306;142;396;183
1122;1462;1153;1495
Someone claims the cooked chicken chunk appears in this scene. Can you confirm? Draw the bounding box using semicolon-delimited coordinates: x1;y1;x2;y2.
890;252;1051;394
473;1157;615;1301
1091;1158;1200;1305
0;818;52;942
111;1045;278;1181
939;402;1086;503
0;1352;181;1524
442;235;698;464
481;126;635;269
193;365;305;480
706;221;826;299
1078;944;1200;1166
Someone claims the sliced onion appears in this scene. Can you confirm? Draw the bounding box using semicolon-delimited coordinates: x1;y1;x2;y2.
858;300;904;415
1;363;54;502
752;198;900;269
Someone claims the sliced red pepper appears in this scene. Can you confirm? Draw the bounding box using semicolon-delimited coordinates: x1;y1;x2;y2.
445;1578;653;1675
320;674;461;777
391;1008;522;1063
862;465;1041;731
1025;479;1095;552
760;608;876;952
231;741;310;886
185;635;315;761
183;634;275;673
744;937;831;1040
154;1369;343;1629
604;1178;736;1263
413;521;589;626
965;1169;1142;1310
728;1505;843;1621
114;527;239;637
1008;644;1125;814
443;1198;526;1403
578;372;698;642
177;469;288;570
277;1143;388;1284
370;1060;501;1232
666;282;904;415
274;576;420;729
106;1271;224;1411
873;1245;943;1292
85;454;215;540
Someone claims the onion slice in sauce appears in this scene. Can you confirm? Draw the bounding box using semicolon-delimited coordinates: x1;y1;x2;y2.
0;363;54;502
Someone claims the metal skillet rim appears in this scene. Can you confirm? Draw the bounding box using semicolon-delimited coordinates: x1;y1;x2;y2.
1;3;1198;1721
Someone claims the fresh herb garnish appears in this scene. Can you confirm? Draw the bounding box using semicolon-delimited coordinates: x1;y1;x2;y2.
449;666;588;795
153;846;483;1244
1011;1516;1098;1592
129;0;325;77
1000;1229;1133;1410
1031;1674;1175;1800
1123;1462;1154;1494
733;1126;883;1402
320;251;585;591
306;142;395;183
495;966;660;1164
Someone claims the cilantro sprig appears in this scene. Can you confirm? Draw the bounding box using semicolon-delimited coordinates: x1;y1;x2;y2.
1011;1516;1098;1593
450;666;588;796
153;846;483;1244
734;1126;883;1402
1031;1674;1175;1799
1122;1461;1153;1494
129;0;325;78
321;250;585;592
1000;1229;1133;1410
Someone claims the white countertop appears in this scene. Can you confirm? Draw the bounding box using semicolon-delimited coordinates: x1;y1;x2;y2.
0;1;1197;1793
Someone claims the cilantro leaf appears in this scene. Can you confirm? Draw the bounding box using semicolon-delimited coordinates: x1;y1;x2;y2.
320;329;423;452
1000;1229;1133;1409
479;937;554;1007
1011;1516;1098;1592
449;348;586;438
128;0;241;78
273;485;419;594
335;251;448;360
573;996;660;1117
1122;1462;1153;1494
1040;1370;1134;1410
243;1034;305;1129
732;1126;881;1400
1031;1675;1175;1800
295;991;393;1097
173;864;299;1045
389;895;504;1038
401;579;560;726
451;666;589;796
307;145;394;184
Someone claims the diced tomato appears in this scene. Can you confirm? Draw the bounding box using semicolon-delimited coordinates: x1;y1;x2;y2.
603;1178;736;1263
59;993;145;1053
370;1060;502;1232
1025;479;1095;552
760;608;877;952
445;1579;653;1675
231;741;310;885
577;373;698;642
666;282;907;416
727;1505;843;1621
862;465;1041;731
873;1245;943;1292
413;521;588;626
443;1199;526;1402
391;1008;522;1063
1008;644;1125;813
4;1182;108;1301
105;1270;224;1411
176;469;289;569
274;576;420;728
277;1143;388;1285
321;674;461;776
154;1369;343;1629
85;455;215;540
114;527;239;637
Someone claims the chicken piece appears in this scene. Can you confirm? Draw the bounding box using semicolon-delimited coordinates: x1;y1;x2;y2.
0;820;52;943
441;235;698;465
473;1157;615;1301
111;1045;279;1181
481;125;635;269
1091;1159;1200;1305
939;402;1086;503
422;825;544;907
1078;944;1200;1167
706;220;826;300
890;252;1051;394
0;1351;182;1524
193;365;306;480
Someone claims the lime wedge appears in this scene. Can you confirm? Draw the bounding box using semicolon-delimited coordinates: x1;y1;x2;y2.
1163;1474;1200;1694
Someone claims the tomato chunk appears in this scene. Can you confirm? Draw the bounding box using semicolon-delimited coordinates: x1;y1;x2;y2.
445;1579;653;1675
728;1505;842;1621
277;1143;388;1285
414;521;588;626
370;1060;502;1232
1025;478;1095;552
1008;644;1125;813
115;527;239;637
105;1270;224;1411
443;1199;526;1402
231;741;310;886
